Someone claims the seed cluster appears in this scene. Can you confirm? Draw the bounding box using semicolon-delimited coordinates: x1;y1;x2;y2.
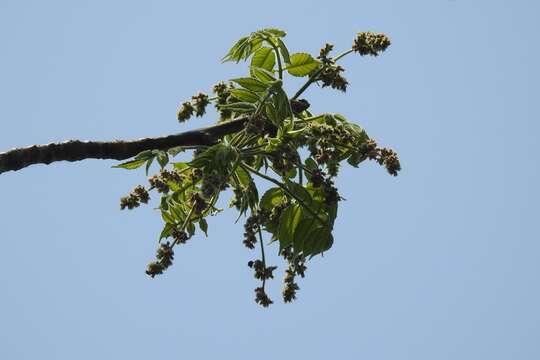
269;140;301;176
352;32;391;56
120;185;150;210
177;92;210;122
354;139;402;176
248;260;277;281
146;242;175;278
148;169;183;194
213;81;234;120
319;65;348;92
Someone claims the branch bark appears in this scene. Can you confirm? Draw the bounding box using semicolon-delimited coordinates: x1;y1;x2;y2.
0;117;249;174
0;99;310;175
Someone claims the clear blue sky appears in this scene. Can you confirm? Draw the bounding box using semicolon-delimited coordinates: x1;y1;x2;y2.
1;0;538;359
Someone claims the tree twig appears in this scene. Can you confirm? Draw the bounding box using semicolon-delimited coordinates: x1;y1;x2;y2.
0;117;250;174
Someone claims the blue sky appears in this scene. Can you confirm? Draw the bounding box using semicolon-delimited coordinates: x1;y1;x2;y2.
1;0;539;359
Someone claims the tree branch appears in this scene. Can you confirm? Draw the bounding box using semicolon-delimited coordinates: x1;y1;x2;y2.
0;99;311;175
0;117;249;174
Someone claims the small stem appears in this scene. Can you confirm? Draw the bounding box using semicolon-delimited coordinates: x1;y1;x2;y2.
291;48;354;100
170;205;195;248
265;37;283;80
257;225;267;288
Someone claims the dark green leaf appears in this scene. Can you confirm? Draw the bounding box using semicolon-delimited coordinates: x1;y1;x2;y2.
167;146;186;156
265;103;280;126
286;53;320;77
276;38;291;64
285;180;313;206
303;227;333;258
277;204;302;250
156;151;169;169
259;187;285;211
231;77;269;93
293;217;319;255
229;89;260;103
187;222;196;237
199;218;208;237
159;223;173;240
145;157;154;175
134;150;154;160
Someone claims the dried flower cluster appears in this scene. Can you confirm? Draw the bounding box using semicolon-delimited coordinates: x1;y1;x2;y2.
352;32;391;56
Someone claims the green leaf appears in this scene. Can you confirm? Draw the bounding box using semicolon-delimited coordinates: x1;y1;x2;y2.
285;180;313;206
156;151;169;169
293;217;320;255
145;157;154;175
134;150;154;160
265;103;280;126
273;88;293;119
278;204;303;250
199;218;208;237
112;158;146;170
250;47;275;72
167;146;186;156
286;53;320;77
261;28;286;38
187;222;196;237
347;151;362;167
229;89;260;103
161;211;175;224
231;77;269;93
217;102;257;113
303;227;333;258
276;38;291;64
222;36;249;63
159;223;173;240
259;187;284;211
250;67;276;83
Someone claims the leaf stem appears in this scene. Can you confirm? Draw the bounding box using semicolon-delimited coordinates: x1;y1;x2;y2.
265;37;283;80
291;48;354;100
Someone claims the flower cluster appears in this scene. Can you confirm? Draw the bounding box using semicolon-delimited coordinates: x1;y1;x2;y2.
269;140;301;176
201;169;228;199
148;169;183;193
213;81;234;120
319;65;348;92
248;260;277;280
352;32;391;56
254;286;273;307
304;121;353;177
177;92;210;122
245;114;267;136
146;242;174;278
279;247;307;303
243;213;259;249
318;43;334;65
120;185;150;210
171;227;189;245
353;139;401;176
282;267;299;302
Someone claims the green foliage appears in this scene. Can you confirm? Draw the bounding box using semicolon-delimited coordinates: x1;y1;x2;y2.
116;28;400;307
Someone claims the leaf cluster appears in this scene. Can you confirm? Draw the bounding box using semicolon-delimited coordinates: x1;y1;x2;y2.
115;28;400;307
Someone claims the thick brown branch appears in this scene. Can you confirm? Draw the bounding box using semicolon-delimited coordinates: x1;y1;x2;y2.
0;117;249;174
0;99;310;174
